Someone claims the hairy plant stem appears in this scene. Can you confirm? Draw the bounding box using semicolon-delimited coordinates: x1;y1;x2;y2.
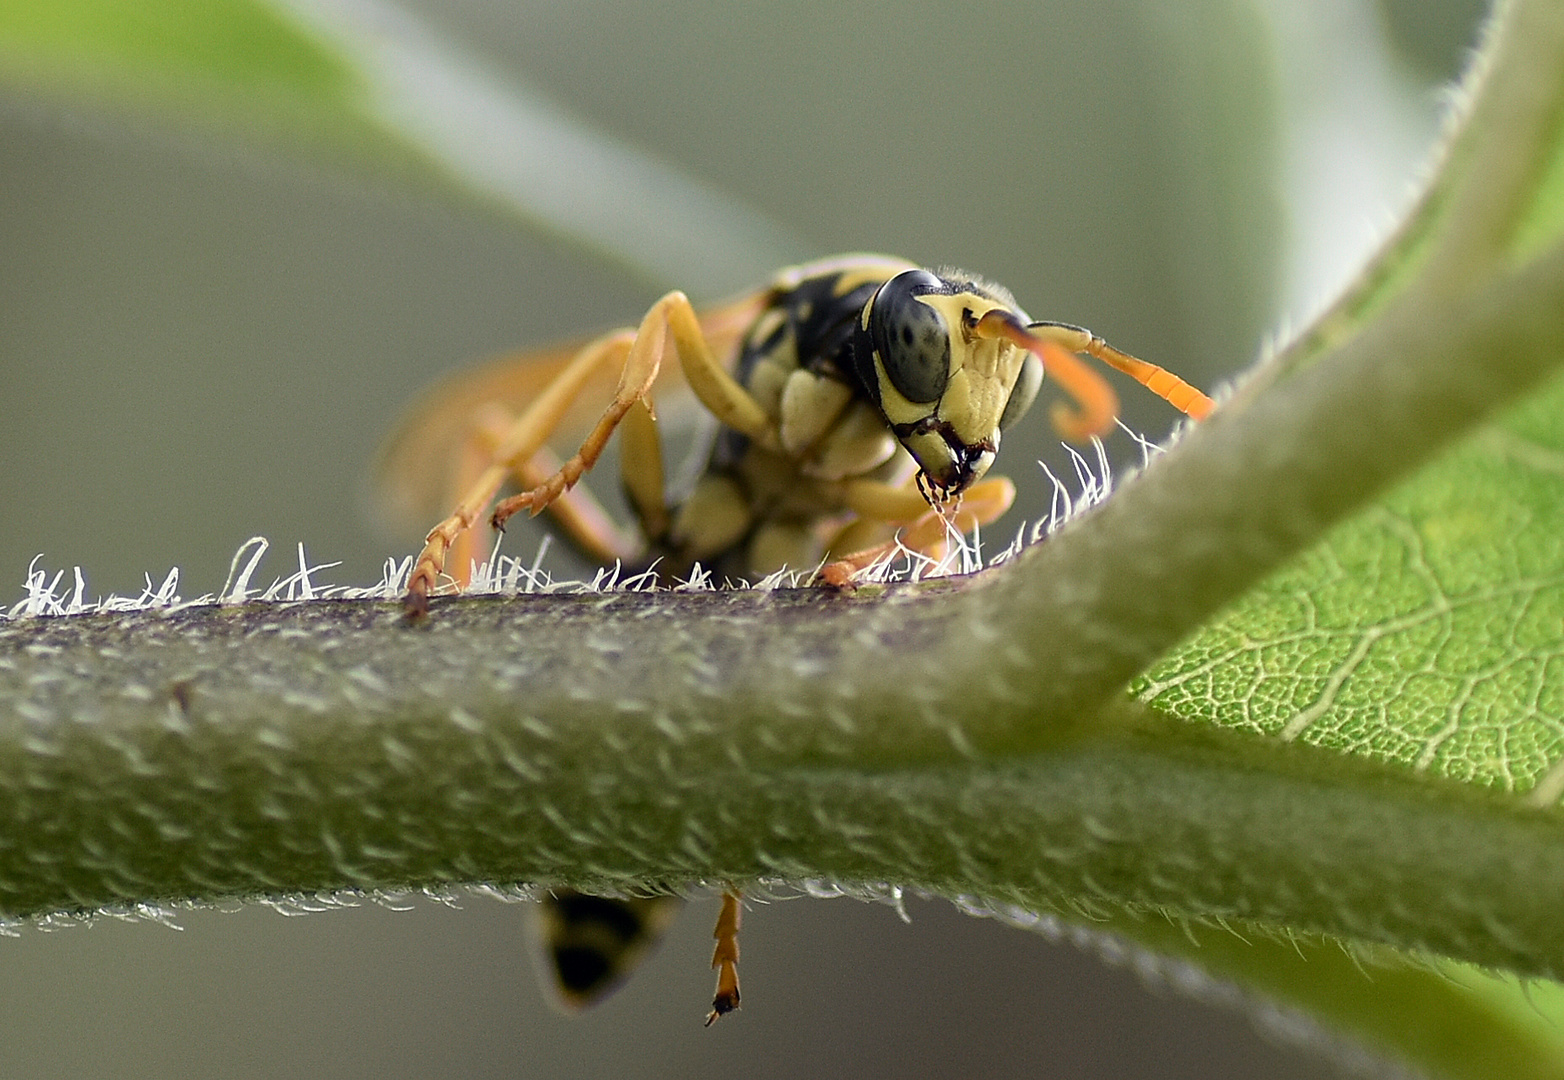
4;228;1564;972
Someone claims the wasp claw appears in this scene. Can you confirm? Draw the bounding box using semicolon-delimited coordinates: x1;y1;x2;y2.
401;588;430;622
705;987;740;1026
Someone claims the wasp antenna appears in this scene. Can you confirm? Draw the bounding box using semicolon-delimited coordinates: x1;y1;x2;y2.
1082;339;1215;420
975;312;1119;441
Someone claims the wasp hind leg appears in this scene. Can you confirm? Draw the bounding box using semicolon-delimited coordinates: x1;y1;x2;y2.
705;890;743;1025
465;404;644;570
517;445;643;567
403;337;660;615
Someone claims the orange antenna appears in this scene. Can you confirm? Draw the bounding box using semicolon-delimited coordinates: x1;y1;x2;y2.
974;312;1118;441
1081;338;1216;420
975;311;1215;442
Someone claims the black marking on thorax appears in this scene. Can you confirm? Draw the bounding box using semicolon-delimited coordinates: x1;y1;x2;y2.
712;268;890;471
738;270;885;388
644;265;905;580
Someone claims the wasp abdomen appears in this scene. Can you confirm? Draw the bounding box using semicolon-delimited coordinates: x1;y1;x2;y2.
536;890;680;1009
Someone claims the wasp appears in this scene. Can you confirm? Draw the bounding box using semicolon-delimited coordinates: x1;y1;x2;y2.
374;253;1214;1021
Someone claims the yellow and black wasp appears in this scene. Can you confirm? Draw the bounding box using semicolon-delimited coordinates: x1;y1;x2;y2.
374;253;1214;1022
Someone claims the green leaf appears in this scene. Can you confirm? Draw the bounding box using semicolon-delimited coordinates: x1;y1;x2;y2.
1129;0;1564;855
0;0;346;93
1111;1;1564;1069
1137;379;1564;795
0;0;382;150
1049;916;1564;1080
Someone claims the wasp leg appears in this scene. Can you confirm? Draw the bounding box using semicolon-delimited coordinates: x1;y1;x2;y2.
1022;320;1216;425
898;475;1016;559
433;407;640;588
705;890;743;1026
839;476;933;523
491;291;778;531
404;330;635;613
812;477;932;585
659;291;774;444
432;403;512;592
517;445;643;565
819;476;1016;585
618;396;669;543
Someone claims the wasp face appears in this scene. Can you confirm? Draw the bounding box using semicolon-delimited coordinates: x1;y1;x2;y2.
853;269;1043;501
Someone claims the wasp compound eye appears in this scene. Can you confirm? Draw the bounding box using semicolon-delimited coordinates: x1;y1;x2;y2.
869;269;951;404
998;350;1043;431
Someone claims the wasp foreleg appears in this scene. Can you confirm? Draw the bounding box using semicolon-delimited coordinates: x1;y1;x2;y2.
818;475;1016;585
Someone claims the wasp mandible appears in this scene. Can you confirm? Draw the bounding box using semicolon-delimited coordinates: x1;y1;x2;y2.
374;253;1215;1021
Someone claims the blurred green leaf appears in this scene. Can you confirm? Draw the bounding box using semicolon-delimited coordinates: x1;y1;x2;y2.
0;0;385;150
0;0;809;292
1061;914;1564;1080
0;0;345;91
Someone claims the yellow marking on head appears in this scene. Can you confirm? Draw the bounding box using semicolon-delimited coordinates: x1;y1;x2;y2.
873;373;937;428
910;292;1029;444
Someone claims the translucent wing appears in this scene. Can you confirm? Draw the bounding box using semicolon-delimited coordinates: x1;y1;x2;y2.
371;290;769;539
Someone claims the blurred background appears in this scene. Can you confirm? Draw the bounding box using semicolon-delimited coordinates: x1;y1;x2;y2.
0;0;1487;1075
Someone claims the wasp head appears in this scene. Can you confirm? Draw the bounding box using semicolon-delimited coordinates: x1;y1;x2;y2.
852;268;1042;503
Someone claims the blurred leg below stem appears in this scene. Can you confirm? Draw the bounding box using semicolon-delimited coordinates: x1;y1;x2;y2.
706;890;742;1025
